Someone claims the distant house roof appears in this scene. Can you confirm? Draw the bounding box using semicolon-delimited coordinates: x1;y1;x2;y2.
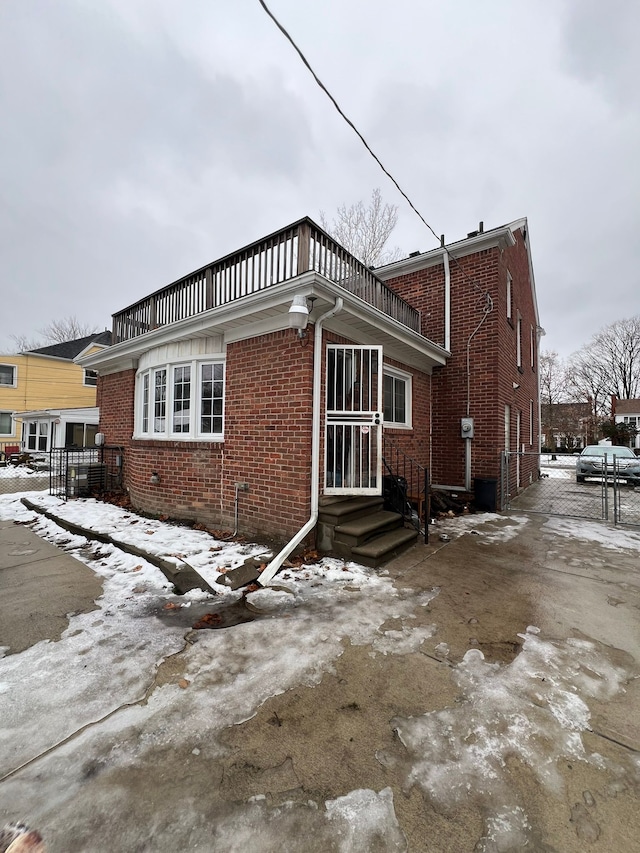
615;398;640;416
27;331;112;360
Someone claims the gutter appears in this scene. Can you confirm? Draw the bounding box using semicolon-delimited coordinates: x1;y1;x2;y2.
258;297;344;586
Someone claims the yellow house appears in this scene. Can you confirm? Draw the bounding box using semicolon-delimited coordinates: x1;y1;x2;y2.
0;332;111;453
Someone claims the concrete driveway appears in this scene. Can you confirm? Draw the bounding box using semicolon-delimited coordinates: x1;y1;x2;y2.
0;507;639;852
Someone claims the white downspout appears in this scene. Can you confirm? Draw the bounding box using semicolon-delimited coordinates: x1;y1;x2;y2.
258;297;344;586
443;250;451;352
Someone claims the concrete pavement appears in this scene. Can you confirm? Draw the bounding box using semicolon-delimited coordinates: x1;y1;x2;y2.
0;509;639;851
0;519;102;655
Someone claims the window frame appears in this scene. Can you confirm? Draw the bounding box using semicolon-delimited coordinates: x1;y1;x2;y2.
135;357;225;441
516;310;523;370
506;273;513;322
83;369;98;387
0;364;17;388
0;411;13;436
383;365;412;430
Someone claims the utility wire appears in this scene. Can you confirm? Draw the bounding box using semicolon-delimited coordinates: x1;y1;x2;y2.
257;0;493;306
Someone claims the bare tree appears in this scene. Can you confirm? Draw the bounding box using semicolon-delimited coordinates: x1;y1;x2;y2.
320;188;403;267
539;350;567;407
9;332;44;353
10;316;99;352
567;315;640;406
39;316;99;344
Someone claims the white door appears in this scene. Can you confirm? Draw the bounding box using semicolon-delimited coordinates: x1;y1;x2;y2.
324;345;383;495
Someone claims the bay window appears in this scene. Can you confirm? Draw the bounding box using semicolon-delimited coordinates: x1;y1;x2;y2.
136;359;225;440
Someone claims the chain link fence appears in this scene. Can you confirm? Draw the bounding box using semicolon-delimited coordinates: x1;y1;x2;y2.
503;451;640;527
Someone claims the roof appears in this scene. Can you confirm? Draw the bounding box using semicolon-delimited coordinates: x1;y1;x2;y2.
615;399;640;415
27;331;112;360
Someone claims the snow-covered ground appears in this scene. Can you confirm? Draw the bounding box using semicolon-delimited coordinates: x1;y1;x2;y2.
1;492;639;851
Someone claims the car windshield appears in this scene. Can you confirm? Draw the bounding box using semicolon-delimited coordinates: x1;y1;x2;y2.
581;446;635;458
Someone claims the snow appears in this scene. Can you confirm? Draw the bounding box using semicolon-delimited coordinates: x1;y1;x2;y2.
0;491;637;850
542;515;640;552
390;626;630;847
436;511;530;543
0;492;436;847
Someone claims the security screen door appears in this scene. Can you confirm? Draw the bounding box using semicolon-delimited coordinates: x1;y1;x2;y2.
324;344;383;495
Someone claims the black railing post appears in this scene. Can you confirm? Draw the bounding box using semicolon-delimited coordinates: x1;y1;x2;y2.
424;466;429;544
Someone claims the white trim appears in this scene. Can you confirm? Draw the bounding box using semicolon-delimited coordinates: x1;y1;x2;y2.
506;272;512;320
134;355;225;442
83;368;98;387
78;275;448;374
0;411;14;436
0;363;17;388
375;228;517;280
383;364;413;429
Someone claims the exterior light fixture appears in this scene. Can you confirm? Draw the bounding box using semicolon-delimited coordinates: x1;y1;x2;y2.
150;471;160;485
288;294;310;337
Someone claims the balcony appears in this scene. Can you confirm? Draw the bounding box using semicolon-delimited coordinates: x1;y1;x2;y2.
112;218;420;343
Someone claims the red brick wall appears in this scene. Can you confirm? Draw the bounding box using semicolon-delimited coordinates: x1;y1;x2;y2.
96;332;315;545
385;229;539;498
96;328;435;541
98;370;135;442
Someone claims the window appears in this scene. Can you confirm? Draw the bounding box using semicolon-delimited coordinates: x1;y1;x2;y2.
506;273;512;321
505;405;511;452
26;421;48;452
200;363;224;435
529;400;534;446
0;364;16;387
136;359;225;440
0;412;13;435
516;311;522;369
383;366;412;428
530;325;535;369
153;369;167;433
83;369;98;386
173;366;191;433
65;422;98;448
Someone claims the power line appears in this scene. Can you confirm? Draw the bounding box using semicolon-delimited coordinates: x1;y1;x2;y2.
257;0;492;307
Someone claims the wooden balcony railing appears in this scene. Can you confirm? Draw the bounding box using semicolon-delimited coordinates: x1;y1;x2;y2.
112;218;420;343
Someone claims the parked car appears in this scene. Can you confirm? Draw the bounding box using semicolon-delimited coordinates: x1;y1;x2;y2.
576;445;640;484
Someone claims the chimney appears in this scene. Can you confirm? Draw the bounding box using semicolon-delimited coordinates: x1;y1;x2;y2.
611;395;617;417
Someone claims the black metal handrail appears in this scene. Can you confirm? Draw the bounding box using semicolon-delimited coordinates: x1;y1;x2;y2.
382;436;429;543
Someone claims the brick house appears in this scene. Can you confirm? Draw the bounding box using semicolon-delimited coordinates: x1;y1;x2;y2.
540;402;592;450
79;217;540;569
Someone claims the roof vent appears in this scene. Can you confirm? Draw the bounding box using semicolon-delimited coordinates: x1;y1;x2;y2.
467;230;479;238
479;221;484;233
409;251;421;258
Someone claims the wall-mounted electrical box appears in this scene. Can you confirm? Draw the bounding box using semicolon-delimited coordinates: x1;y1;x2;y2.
461;417;474;439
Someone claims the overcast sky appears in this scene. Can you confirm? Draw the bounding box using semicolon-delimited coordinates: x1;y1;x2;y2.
1;0;638;359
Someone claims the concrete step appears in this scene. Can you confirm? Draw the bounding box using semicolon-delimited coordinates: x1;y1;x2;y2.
334;510;402;548
351;527;419;568
317;496;384;526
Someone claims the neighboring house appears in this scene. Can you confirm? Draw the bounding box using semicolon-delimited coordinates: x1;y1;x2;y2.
78;217;540;552
541;402;592;450
612;398;640;449
0;332;111;453
9;407;100;452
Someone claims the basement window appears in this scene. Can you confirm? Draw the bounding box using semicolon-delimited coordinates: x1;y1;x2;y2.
383;366;412;429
